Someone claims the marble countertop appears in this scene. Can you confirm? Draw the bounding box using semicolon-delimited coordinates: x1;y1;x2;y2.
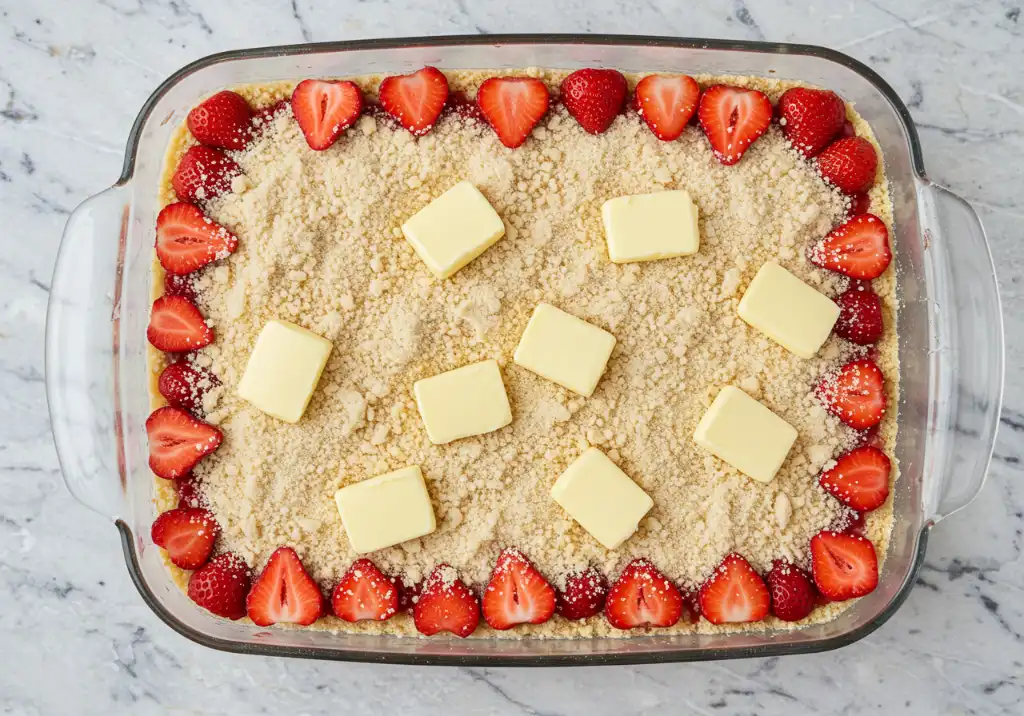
2;0;1022;713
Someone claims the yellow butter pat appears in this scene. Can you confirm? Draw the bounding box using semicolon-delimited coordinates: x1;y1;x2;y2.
694;386;797;484
236;319;332;423
414;359;512;444
513;303;616;397
738;261;840;359
601;190;700;263
401;180;506;279
334;465;437;554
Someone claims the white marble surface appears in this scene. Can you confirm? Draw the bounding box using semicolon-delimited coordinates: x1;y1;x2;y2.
2;0;1022;713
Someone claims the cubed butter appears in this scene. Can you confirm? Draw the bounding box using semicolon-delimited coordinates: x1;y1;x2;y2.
236;319;332;423
601;190;700;263
513;303;616;397
414;359;512;444
551;448;654;550
694;386;797;484
334;465;437;554
401;180;506;279
738;261;840;359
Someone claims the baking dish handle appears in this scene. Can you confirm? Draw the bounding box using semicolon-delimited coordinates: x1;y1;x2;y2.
916;180;1004;524
45;184;132;521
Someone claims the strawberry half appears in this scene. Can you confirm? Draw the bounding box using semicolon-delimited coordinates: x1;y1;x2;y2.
698;553;770;625
147;295;214;352
817;136;878;194
560;68;628;135
555;567;608;621
379;66;450;136
698;85;773;165
145;406;223;479
481;547;556;630
171;145;241;204
766;560;817;622
835;508;866;536
634;74;700;141
291;79;363;151
163;272;198;303
252;99;289;135
156;202;238;276
605;559;683;630
476;77;550;149
819;445;891;512
150;507;220;570
778;87;847;158
174;473;201;508
158;361;217;415
445;90;484;122
816;359;887;430
188;552;251;620
187;90;252;150
413;564;481;638
246;546;325;626
808;213;891;280
848;192;871;216
810;530;879;601
331;558;400;623
834;283;884;345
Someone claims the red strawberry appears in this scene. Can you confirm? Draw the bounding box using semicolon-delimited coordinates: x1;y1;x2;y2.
555;567;608;620
810;530;879;601
379;66;450;136
187;90;252;150
605;559;683;629
778;87;847;157
247;546;325;626
145;406;223;479
560;68;628;135
698;85;773;165
809;213;891;280
634;74;700;141
834;283;884;345
252;99;289;134
163;272;198;303
817;359;887;430
413;564;481;638
291;79;363;151
834;508;866;536
848;192;871;216
445;90;483;121
392;576;421;612
482;548;556;629
174;473;201;508
147;295;214;352
158;361;217;415
680;588;701;624
766;560;817;622
820;445;891;512
171;145;240;204
840;119;857;138
476;77;550;149
331;558;399;623
156;202;238;276
151;507;220;570
187;552;251;620
817;136;878;194
698;553;770;625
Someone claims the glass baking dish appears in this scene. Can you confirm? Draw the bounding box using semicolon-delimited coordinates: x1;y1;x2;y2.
45;35;1004;665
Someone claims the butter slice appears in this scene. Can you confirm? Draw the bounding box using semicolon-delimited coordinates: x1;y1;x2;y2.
414;359;512;444
601;190;700;263
401;181;505;279
236;320;332;423
694;386;797;484
513;303;616;397
738;262;840;359
334;465;437;554
551;448;653;550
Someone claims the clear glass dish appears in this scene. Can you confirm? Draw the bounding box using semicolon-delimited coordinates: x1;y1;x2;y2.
45;35;1004;665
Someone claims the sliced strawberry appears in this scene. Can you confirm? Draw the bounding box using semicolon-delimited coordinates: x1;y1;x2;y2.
413;564;480;638
605;559;683;629
331;558;400;623
840;119;857;138
246;546;325;626
766;560;817;622
187;90;252;150
634;74;700;141
444;90;484;121
810;530;879;601
476;77;550;149
808;213;891;280
156;202;239;276
778;87;846;157
391;576;421;612
698;85;773;165
698;553;770;625
158;361;217;415
816;359;887;430
171;145;241;204
848;192;871;216
555;567;608;620
174;473;201;508
560;68;628;135
817;136;878;194
147;295;214;352
481;548;556;630
835;508;866;536
680;588;701;624
291;79;363;151
145;406;223;479
834;283;884;345
379;66;449;136
151;507;220;570
252;99;289;135
820;445;891;512
188;552;251;620
163;272;198;304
